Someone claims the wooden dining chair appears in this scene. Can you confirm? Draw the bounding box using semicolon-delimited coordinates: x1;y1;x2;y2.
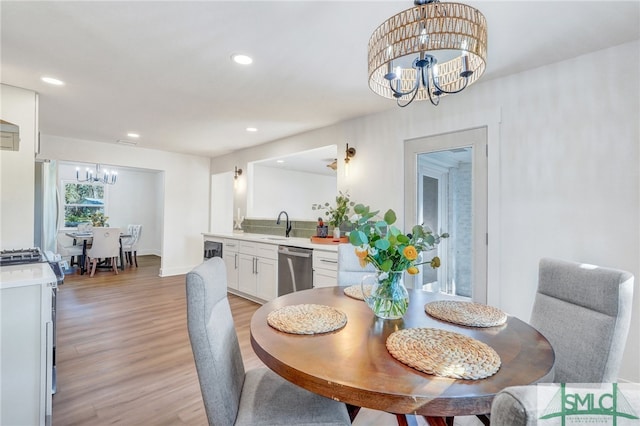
85;227;122;277
490;257;634;425
185;258;352;426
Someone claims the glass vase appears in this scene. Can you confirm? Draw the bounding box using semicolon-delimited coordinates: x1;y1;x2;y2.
361;271;409;319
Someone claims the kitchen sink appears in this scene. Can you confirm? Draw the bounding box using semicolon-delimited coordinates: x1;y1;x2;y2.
261;237;287;241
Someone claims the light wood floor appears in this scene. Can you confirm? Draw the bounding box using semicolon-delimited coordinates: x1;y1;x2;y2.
54;256;481;425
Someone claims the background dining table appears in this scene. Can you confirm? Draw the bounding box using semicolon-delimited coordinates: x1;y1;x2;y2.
250;287;555;425
65;231;131;274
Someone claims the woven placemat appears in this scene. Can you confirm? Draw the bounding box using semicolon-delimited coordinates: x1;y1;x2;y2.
386;328;501;380
343;284;373;301
425;300;507;327
267;304;347;335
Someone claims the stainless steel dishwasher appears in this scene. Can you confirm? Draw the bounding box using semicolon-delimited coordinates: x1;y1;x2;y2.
277;246;313;296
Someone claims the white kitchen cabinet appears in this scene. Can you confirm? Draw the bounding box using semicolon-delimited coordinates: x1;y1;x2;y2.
238;241;278;302
238;253;257;296
222;238;239;290
255;256;277;301
1;263;56;426
313;249;338;288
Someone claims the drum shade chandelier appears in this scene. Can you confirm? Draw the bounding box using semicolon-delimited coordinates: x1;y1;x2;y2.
368;0;487;107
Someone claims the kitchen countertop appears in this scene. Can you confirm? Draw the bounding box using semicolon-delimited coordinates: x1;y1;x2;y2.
202;232;340;252
0;262;58;290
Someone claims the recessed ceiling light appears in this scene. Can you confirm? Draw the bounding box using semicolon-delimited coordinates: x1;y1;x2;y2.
41;76;65;86
246;127;258;132
127;133;140;138
232;54;253;65
277;160;284;164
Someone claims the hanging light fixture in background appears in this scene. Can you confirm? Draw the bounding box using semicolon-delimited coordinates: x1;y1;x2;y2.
76;164;117;185
368;0;487;107
234;166;243;180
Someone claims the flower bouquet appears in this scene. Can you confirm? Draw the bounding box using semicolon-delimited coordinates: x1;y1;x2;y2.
349;203;448;318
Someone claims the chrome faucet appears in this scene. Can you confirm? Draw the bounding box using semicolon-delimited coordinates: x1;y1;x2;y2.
276;211;292;238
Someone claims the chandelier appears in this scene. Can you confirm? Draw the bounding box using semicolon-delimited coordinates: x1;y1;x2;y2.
368;0;487;107
76;164;118;185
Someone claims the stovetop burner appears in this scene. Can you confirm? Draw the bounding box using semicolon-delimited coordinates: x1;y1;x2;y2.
0;248;45;266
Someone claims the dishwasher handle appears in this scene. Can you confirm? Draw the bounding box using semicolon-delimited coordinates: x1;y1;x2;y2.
278;246;312;258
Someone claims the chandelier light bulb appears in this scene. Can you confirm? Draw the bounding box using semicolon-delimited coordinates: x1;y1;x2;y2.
75;164;118;185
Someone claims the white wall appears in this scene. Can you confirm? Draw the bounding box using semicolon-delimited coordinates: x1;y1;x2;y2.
250;164;336;220
57;162;162;256
0;85;38;249
39;136;210;276
211;41;640;381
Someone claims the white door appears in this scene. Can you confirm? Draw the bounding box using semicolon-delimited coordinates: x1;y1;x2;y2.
404;127;488;303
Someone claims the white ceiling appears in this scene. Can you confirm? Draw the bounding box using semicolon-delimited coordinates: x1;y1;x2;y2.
1;1;639;158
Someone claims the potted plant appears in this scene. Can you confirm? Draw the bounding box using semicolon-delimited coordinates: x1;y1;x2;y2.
312;191;354;239
90;212;109;227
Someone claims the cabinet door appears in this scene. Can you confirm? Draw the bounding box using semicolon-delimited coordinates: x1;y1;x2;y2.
312;250;338;288
238;254;257;296
313;269;337;288
1;283;50;426
256;257;278;301
223;252;239;290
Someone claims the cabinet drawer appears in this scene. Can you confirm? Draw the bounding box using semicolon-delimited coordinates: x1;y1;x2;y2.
255;243;278;261
223;239;239;253
238;240;255;254
313;250;338;270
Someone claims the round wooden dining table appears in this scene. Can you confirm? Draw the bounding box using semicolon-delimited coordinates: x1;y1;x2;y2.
250;286;555;421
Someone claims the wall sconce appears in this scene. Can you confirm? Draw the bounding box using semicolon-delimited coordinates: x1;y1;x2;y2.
234;166;243;180
344;143;356;164
344;143;356;177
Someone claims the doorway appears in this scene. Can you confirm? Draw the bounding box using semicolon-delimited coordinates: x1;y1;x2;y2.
404;127;488;302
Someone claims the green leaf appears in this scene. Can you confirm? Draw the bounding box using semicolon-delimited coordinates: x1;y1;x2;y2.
380;259;393;272
349;230;367;246
412;225;424;237
353;204;366;215
397;234;410;244
389;225;402;236
374;220;387;230
383;209;396;225
375;238;390;251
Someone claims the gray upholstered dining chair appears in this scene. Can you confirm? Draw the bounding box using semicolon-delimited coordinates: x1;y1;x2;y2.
185;258;352;426
337;243;375;286
490;257;635;425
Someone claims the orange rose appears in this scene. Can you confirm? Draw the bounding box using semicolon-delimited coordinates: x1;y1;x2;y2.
403;245;418;261
355;248;369;268
407;266;419;275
